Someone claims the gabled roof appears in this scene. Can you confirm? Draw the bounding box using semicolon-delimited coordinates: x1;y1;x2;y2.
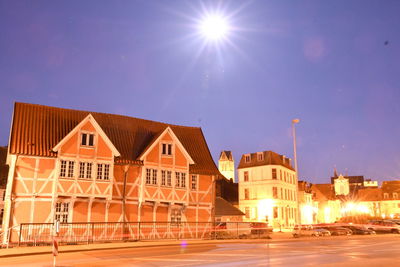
219;151;233;161
52;114;121;157
8;103;219;175
139;126;194;164
357;188;382;201
215;197;244;217
237;151;294;171
311;184;335;201
382;180;400;194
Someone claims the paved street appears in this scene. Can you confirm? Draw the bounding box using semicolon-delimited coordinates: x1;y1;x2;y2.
1;235;400;267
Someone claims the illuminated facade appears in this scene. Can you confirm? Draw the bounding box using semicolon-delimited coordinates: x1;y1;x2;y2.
312;174;400;222
238;151;298;229
1;103;219;243
298;181;316;224
218;151;235;181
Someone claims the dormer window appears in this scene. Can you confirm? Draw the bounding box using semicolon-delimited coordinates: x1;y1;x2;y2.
244;154;251;163
257;153;264;161
162;143;172;156
81;133;95;147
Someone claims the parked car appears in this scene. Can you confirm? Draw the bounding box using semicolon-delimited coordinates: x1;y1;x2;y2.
293;225;320;238
367;220;400;234
250;222;273;235
341;225;376;235
314;228;331;236
325;226;352;236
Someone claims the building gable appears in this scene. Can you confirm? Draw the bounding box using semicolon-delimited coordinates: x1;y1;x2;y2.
52;114;120;158
139;127;194;165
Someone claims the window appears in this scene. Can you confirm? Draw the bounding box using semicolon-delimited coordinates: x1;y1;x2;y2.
171;209;182;225
60;160;74;178
161;170;166;186
175;172;186;188
253;207;258;219
175;172;181;187
181;173;186;188
244;171;249;182
273;187;277;198
167;170;172;186
67;161;74;178
152;169;157;185
284;172;287;182
245;207;250;219
97;164;110;180
55;202;69;223
191;175;197;190
146;169;151;184
244;188;249;200
244;154;251;163
384;193;389;199
79;162;92;179
81;133;95;147
257;153;264;161
0;208;3;225
60;160;67;177
280;170;282;180
393;193;398;199
273;207;278;219
162;143;172;156
104;164;109;180
272;168;277;179
280;188;283;199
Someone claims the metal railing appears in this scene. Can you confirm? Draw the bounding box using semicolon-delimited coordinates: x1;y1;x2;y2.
2;221;272;247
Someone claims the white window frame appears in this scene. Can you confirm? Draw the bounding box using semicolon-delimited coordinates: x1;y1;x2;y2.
79;162;93;179
175;172;181;188
97;163;110;180
161;142;173;156
161;170;166;186
167;170;172;187
80;131;95;147
60;160;75;179
152;169;157;185
257;152;264;161
55;202;69;223
191;174;197;190
244;154;251;163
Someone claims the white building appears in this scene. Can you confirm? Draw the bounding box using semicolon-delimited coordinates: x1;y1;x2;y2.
218;151;235;181
238;151;298;229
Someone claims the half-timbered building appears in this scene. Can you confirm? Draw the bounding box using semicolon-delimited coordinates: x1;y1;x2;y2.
1;103;219;243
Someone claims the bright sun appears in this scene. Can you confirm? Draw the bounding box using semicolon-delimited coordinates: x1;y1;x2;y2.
199;15;229;41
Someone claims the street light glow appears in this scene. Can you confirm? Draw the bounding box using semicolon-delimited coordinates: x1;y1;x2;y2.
199;15;229;41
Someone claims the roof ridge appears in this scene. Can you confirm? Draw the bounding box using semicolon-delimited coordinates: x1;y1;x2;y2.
15;102;202;130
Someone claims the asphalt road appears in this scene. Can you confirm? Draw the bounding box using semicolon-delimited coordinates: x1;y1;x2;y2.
2;235;400;267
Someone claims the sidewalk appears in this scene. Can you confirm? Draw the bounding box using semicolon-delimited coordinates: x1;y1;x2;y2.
0;232;294;258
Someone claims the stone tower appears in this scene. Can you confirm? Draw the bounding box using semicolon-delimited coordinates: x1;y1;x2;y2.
218;150;235;181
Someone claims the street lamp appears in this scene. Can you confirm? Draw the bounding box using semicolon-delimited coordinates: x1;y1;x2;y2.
292;119;300;224
291;119;300;174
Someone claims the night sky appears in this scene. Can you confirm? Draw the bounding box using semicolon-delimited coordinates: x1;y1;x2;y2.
1;1;400;183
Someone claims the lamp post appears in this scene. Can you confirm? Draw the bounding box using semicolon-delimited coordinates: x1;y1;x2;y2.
292;119;300;224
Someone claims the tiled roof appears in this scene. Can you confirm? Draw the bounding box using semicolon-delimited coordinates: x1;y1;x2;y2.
0;146;8;187
381;180;400;194
357;188;382;201
311;184;335;201
215;197;244;216
237;151;294;170
9;103;219;175
219;151;233;161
